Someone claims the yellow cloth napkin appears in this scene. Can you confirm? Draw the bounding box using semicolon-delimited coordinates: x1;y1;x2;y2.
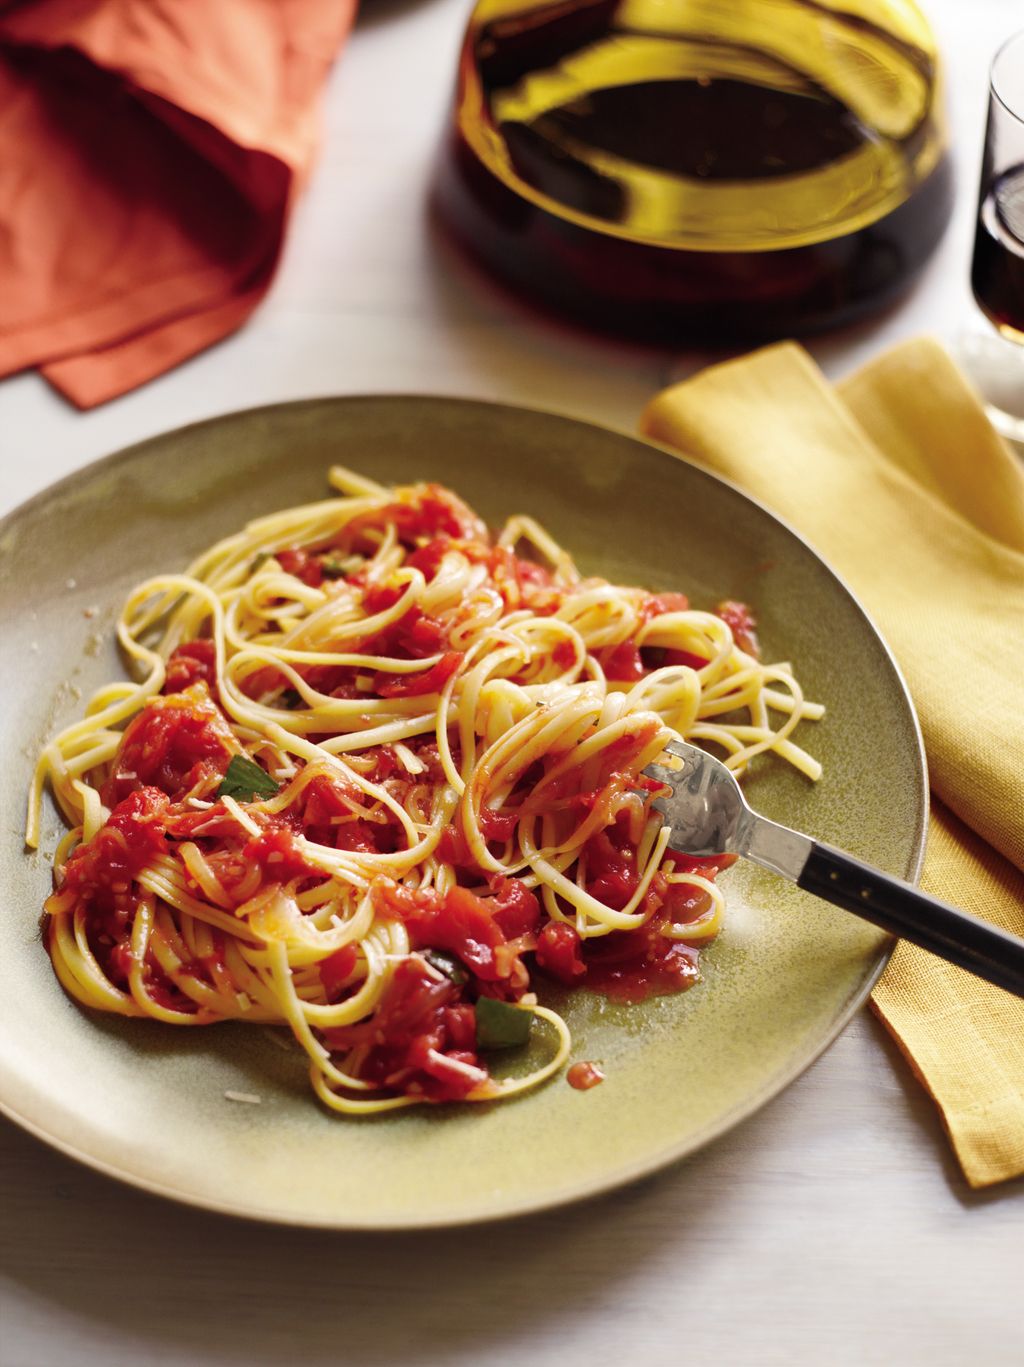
641;338;1024;1188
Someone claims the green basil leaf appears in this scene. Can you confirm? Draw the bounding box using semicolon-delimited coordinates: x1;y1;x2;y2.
320;557;348;580
216;754;281;803
248;550;271;574
280;688;303;710
423;949;468;987
475;996;532;1050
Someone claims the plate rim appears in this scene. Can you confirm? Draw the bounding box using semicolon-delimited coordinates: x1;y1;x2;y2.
0;393;929;1229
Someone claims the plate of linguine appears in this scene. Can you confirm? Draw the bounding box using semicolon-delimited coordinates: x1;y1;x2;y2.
0;396;926;1227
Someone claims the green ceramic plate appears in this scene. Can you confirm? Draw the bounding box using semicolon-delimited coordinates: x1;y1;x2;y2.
0;397;926;1228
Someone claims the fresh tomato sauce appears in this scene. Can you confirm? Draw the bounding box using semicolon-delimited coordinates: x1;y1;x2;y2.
322;958;485;1102
567;1061;605;1090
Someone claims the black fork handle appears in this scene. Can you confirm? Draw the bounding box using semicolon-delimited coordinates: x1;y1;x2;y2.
798;843;1024;999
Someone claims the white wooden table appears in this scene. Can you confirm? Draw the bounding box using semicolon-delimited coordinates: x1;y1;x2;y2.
2;2;1022;1363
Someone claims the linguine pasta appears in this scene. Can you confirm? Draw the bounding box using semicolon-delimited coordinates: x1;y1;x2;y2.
28;466;822;1112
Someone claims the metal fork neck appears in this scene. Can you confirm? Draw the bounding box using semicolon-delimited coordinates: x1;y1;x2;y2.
742;814;813;883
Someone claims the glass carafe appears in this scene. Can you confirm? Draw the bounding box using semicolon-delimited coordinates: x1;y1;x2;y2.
434;0;953;341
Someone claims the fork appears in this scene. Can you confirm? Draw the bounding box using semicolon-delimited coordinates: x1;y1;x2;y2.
645;739;1024;999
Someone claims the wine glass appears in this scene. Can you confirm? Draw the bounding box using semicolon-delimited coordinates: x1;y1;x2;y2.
958;30;1024;444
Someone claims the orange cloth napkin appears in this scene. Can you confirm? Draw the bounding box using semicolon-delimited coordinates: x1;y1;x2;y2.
0;0;356;408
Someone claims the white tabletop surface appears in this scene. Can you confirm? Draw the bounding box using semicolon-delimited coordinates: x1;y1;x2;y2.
2;2;1022;1364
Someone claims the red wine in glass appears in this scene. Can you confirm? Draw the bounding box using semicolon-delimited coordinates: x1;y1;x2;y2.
972;166;1024;342
957;30;1024;441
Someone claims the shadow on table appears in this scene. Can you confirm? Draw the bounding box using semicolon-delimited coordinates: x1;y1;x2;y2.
3;1019;1019;1364
0;1101;752;1366
421;195;692;393
863;1009;1024;1210
357;0;443;32
418;189;911;403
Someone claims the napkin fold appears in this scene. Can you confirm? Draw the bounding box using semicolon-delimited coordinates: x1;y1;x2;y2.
0;0;356;408
641;338;1024;1189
